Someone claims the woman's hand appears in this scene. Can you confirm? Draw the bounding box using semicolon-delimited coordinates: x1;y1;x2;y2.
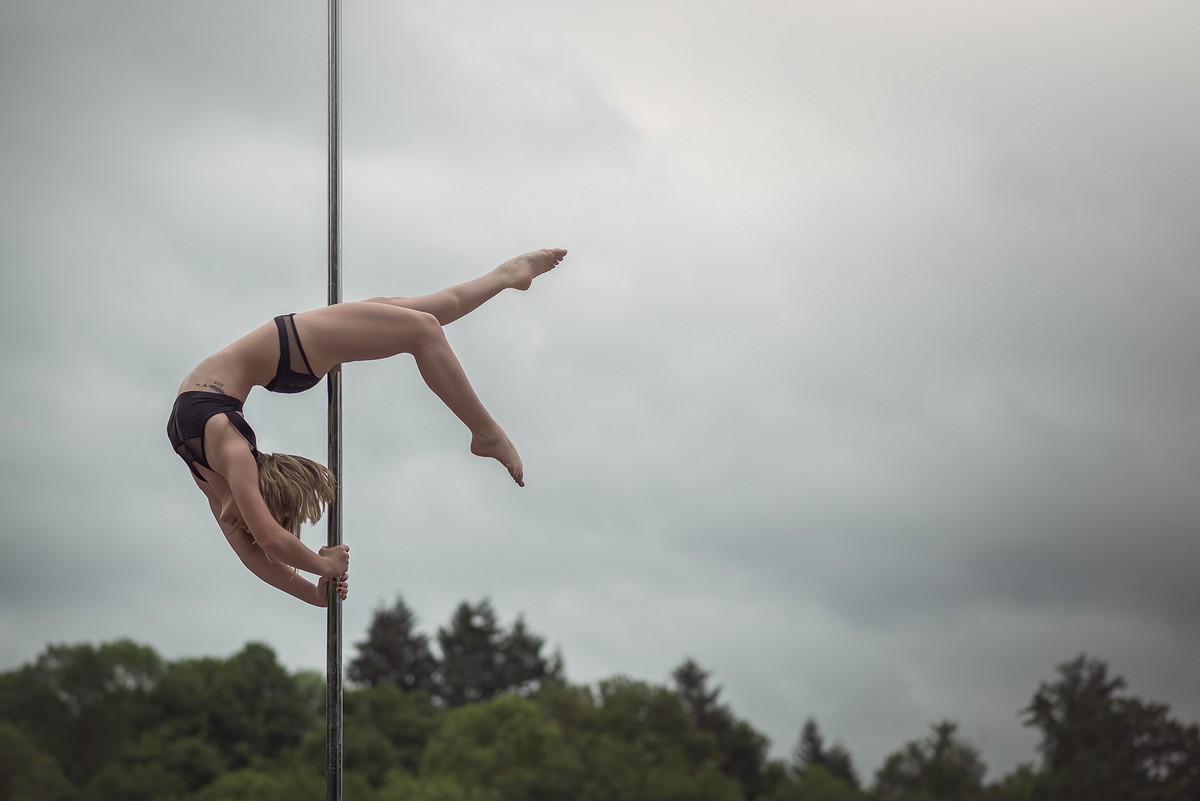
319;544;350;577
315;572;349;607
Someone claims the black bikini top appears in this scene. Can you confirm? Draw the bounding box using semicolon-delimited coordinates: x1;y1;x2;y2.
265;314;321;394
167;392;259;482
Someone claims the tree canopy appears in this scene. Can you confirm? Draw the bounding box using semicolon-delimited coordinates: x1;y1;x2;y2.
1023;654;1200;801
1;601;1196;801
350;594;438;693
791;717;859;790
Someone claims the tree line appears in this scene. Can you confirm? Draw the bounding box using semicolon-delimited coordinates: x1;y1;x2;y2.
1;595;1197;801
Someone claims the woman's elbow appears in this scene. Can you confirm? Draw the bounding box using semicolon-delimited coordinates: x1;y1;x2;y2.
253;529;288;560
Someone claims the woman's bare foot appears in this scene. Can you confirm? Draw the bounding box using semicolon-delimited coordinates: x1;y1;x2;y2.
470;429;525;486
500;248;568;291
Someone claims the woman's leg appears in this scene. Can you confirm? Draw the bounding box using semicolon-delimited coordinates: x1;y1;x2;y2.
296;302;526;485
365;248;567;325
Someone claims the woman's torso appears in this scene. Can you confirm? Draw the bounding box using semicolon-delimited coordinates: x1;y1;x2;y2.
172;312;330;500
174;320;282;401
172;319;282;512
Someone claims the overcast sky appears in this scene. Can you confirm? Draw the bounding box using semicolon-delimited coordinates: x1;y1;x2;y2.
2;0;1198;781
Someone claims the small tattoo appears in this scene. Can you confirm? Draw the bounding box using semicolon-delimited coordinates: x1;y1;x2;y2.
194;380;227;395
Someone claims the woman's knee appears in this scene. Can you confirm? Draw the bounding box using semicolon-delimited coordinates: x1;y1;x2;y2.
394;308;445;350
408;308;443;333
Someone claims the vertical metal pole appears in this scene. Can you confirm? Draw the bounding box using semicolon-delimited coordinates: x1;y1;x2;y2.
326;0;343;798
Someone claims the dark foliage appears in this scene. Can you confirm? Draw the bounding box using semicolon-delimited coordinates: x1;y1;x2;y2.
1023;653;1200;801
791;717;860;789
349;594;438;692
1;609;1195;801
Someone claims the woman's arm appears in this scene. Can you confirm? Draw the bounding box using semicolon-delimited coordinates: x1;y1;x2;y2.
221;522;328;605
209;427;348;577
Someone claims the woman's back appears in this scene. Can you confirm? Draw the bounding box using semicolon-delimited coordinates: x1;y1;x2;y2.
175;319;282;400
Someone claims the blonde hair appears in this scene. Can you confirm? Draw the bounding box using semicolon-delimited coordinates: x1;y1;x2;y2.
257;452;336;537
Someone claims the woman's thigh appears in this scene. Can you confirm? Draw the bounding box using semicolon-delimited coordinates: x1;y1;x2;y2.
292;302;440;376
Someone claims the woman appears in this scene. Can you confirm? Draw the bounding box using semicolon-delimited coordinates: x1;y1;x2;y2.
167;248;568;606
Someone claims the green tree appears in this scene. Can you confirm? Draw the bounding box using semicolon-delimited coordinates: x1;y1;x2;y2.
0;639;162;784
436;599;560;707
794;718;825;774
768;765;867;801
1023;654;1200;801
500;614;563;696
0;720;73;801
436;599;506;706
189;766;335;801
874;720;987;801
420;694;584;800
790;717;859;789
675;658;723;728
673;658;776;799
350;594;439;692
592;677;721;770
150;642;310;768
377;771;494;801
548;676;743;801
984;763;1039;801
79;731;225;801
344;683;443;787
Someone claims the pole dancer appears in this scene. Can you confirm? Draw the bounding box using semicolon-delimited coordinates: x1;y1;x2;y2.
164;249;568;603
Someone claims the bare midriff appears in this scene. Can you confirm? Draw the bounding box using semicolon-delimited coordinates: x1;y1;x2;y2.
174;320;281;400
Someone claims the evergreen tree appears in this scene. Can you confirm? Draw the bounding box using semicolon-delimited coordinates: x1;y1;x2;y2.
791;718;859;789
793;718;825;775
500;614;561;697
672;658;776;799
349;594;438;692
436;598;559;707
874;720;987;801
823;745;859;790
436;599;506;706
1023;654;1200;801
674;658;723;729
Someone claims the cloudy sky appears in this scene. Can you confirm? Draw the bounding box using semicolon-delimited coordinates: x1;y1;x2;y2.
2;0;1198;781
